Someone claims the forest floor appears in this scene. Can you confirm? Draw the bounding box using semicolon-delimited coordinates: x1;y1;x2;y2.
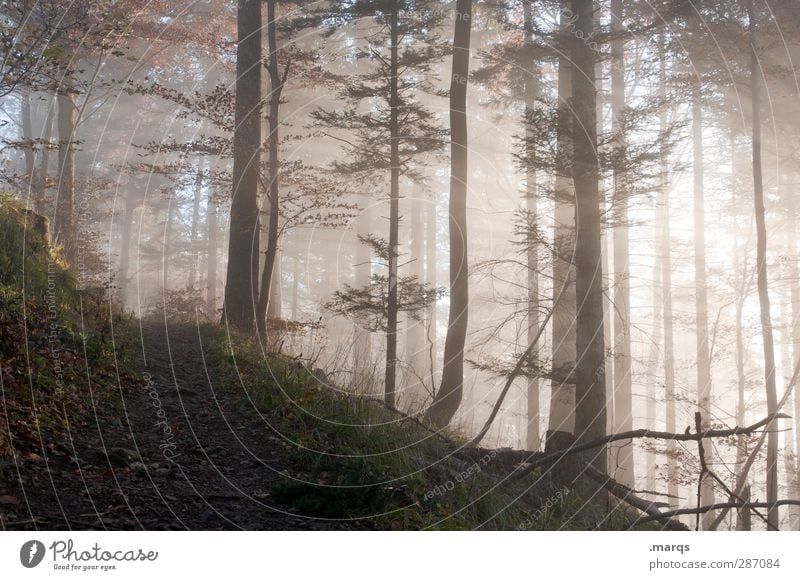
1;321;352;530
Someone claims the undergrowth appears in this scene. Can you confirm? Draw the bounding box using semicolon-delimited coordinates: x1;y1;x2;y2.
199;323;653;530
0;195;136;460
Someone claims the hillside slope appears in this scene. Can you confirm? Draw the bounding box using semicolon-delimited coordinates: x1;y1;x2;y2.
0;199;656;530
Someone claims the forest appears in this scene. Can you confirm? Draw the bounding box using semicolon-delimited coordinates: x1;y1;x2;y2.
1;0;799;532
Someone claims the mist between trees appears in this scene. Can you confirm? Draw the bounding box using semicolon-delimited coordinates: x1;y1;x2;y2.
2;0;800;530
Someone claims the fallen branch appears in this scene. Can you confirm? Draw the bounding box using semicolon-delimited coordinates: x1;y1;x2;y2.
631;500;800;529
512;413;790;480
582;464;689;531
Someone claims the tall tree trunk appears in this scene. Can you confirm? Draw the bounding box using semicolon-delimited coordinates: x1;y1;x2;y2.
425;0;471;428
748;0;779;530
731;134;752;531
55;86;76;262
658;31;678;505
523;0;540;452
384;2;401;410
223;0;262;332
609;0;634;487
546;12;576;452
789;177;800;531
570;0;606;473
256;0;283;339
692;88;715;528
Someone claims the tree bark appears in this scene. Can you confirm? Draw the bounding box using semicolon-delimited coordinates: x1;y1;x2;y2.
32;94;55;214
384;1;401;410
658;32;678;504
256;0;283;339
748;0;779;530
222;0;262;332
523;0;540;452
55;87;76;262
570;0;606;473
206;184;218;315
354;199;373;385
426;191;438;386
609;0;634;487
425;0;471;428
546;8;576;452
692;87;715;528
788;173;800;531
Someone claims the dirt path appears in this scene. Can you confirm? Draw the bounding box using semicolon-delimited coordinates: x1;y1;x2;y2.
1;321;347;530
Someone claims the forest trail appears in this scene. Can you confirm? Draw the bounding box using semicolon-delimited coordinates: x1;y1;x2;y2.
1;321;348;530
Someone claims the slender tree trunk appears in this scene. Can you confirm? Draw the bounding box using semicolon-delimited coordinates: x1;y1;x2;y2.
118;189;137;305
570;0;606;473
269;253;282;318
406;191;427;399
354;200;373;385
644;250;662;492
21;88;34;184
223;0;262;332
291;239;299;321
162;192;174;292
658;35;677;502
55;86;76;262
384;2;401;410
692;87;715;528
748;0;779;530
609;0;634;487
206;185;218;314
731;134;752;531
790;187;800;531
32;94;55;214
188;159;204;289
734;287;751;530
256;0;283;339
426;191;437;386
523;0;540;452
425;0;471;428
547;13;577;452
